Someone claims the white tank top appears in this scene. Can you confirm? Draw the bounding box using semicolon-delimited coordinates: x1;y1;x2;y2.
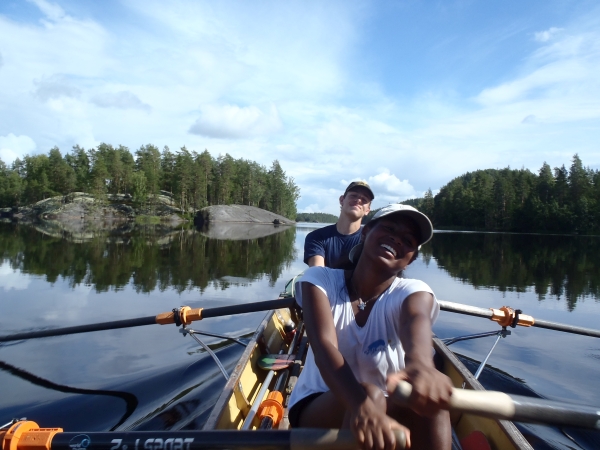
288;266;439;410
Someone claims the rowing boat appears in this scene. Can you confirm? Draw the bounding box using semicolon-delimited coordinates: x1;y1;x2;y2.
202;292;533;449
2;281;599;450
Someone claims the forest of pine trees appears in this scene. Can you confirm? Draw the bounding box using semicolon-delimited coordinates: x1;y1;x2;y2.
0;144;300;219
407;154;600;234
295;212;339;223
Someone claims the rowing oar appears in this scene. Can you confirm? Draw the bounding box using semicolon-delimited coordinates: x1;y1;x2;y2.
438;300;600;338
0;422;407;450
392;380;600;430
0;298;296;343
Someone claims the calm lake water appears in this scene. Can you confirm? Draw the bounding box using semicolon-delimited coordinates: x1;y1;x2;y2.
0;221;599;449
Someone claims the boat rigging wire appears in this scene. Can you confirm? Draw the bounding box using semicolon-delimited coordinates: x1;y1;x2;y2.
181;326;230;380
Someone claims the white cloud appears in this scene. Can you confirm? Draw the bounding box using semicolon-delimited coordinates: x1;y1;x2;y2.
0;134;37;163
34;74;81;101
0;1;599;216
368;170;418;203
91;91;151;112
27;0;67;22
189;104;282;139
301;203;321;214
477;30;600;106
534;27;564;42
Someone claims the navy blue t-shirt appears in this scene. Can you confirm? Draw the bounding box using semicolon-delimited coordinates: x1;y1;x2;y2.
303;224;362;269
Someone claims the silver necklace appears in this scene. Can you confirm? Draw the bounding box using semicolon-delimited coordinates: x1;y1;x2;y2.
349;274;380;311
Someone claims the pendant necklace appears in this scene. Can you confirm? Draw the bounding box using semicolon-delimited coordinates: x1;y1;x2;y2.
349;274;380;311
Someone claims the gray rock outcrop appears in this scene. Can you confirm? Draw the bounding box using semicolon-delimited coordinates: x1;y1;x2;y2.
195;205;294;227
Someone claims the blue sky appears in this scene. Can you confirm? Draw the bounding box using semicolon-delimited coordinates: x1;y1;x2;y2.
1;0;599;214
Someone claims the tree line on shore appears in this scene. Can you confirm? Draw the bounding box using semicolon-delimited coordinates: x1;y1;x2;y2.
403;154;600;234
296;212;338;223
0;144;300;219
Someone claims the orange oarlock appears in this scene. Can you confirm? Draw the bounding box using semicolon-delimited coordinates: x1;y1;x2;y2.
257;391;284;427
490;306;535;328
1;421;62;450
155;306;203;325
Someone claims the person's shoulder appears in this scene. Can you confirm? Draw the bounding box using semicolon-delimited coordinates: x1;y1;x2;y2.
390;277;433;294
302;266;345;285
306;224;338;239
304;265;342;278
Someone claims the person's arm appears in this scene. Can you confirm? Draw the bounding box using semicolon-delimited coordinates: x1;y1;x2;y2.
389;292;452;417
302;282;405;449
307;255;325;267
304;230;326;267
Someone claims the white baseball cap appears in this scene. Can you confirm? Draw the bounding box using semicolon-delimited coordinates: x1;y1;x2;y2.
349;204;433;262
369;204;433;246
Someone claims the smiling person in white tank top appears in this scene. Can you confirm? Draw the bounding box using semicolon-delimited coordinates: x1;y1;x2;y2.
289;204;452;450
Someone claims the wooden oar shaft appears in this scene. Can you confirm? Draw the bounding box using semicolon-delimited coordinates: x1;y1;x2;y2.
0;425;406;450
394;381;600;430
439;300;600;338
0;298;297;343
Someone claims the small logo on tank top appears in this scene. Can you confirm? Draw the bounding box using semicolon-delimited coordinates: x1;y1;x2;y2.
364;339;386;355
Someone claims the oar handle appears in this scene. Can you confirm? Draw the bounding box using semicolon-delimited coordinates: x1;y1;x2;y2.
393;380;516;418
392;381;600;430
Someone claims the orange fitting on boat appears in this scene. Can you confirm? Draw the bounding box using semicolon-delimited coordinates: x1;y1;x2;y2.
490;306;535;328
155;306;203;325
257;391;284;427
182;307;203;325
2;421;63;450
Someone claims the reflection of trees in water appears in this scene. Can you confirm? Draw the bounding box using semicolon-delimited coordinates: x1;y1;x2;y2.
0;223;296;293
422;233;600;310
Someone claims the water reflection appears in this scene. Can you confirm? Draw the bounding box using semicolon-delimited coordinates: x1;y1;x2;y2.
198;222;293;240
0;222;296;293
1;223;599;447
423;232;600;310
0;220;297;432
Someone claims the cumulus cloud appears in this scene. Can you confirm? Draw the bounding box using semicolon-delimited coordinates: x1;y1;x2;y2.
91;91;151;112
0;134;37;163
301;203;322;214
189;103;282;139
534;27;564;42
367;170;418;204
33;74;81;101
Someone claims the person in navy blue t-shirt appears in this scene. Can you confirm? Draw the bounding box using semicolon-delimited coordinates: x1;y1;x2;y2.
304;181;374;269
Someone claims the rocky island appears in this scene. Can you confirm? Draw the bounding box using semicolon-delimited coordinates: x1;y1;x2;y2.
0;192;295;242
